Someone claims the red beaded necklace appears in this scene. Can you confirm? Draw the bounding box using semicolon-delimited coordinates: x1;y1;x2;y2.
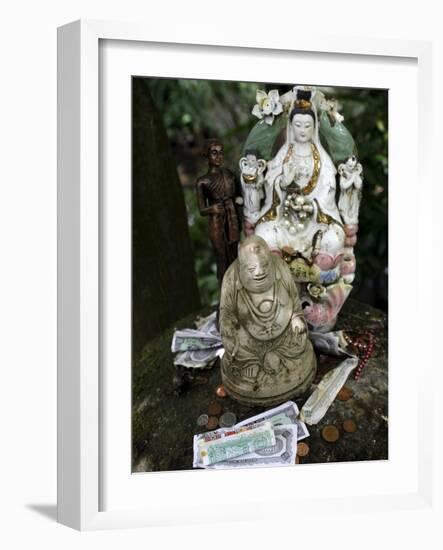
343;330;375;380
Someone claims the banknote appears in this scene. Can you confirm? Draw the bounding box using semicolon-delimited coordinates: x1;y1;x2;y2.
300;356;358;425
173;347;223;369
194;311;220;337
171;330;222;353
194;420;261;448
195;421;276;466
309;330;351;356
172;311;223;367
204;424;298;470
235;400;309;441
172;328;221;341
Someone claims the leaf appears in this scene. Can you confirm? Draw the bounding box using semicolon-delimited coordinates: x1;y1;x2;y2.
242;114;288;160
318;111;357;163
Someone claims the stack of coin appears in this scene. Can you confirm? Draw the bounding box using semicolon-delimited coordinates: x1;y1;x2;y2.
202;401;223;430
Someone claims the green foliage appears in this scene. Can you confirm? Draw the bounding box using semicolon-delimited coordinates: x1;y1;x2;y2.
148;78;260;161
183;188;219;305
146;79;388;309
333;88;388;308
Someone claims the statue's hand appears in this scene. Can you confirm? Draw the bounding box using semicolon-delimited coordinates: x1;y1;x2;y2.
282;162;295;187
291;315;307;338
211;202;224;214
220;319;240;358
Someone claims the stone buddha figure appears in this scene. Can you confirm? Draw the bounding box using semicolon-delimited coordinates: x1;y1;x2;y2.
219;235;317;406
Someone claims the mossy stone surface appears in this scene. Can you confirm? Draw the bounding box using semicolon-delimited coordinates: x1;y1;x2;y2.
132;299;388;471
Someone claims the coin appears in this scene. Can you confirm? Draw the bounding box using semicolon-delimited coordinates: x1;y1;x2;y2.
193;376;209;385
321;424;340;443
215;385;227;397
343;419;358;433
196;414;209;427
206;416;219;430
337;386;353;401
219;412;237;428
297;442;310;457
208;401;222;416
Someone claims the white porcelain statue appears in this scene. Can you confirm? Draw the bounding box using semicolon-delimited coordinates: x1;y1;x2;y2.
239;86;363;331
338;155;363;225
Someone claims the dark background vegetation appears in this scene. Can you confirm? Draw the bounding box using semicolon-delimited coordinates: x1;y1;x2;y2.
143;78;388;311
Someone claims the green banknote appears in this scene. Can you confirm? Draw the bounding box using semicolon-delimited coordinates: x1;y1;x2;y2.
197;421;275;466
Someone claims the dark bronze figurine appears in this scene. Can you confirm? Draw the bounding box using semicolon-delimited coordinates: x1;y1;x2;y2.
196;139;243;284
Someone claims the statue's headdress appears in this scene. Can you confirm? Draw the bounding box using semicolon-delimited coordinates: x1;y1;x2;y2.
290;88;316;123
294;89;312;109
244;147;259;158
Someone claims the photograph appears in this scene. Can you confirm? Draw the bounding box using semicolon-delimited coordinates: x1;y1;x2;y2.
131;77;388;472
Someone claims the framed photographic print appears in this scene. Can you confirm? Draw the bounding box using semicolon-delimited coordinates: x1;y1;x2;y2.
58;19;433;531
131;75;388;473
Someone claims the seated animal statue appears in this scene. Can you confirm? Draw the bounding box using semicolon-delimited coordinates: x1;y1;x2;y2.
238;149;267;235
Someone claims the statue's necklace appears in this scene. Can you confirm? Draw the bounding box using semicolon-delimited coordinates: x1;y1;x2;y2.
284;143;321;196
250;284;278;320
258;299;273;314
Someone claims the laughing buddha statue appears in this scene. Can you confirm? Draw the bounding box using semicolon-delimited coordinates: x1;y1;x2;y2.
220;235;317;406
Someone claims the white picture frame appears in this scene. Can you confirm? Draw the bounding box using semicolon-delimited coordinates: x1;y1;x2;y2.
57;19;434;531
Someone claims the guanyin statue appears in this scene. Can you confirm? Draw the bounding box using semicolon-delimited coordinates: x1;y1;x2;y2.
239;86;363;332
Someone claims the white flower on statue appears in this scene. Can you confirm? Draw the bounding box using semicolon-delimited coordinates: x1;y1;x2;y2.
307;283;327;300
251;90;283;125
318;97;344;123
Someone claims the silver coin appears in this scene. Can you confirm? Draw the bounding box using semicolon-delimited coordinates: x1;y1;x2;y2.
196;414;209;427
219;412;237;428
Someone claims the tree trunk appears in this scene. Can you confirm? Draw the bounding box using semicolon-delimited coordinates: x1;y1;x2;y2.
132;78;200;355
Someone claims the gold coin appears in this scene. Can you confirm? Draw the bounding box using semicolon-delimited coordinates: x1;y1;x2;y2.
321;425;340;443
343;419;358;433
208;402;222;416
337;386;353;401
206;416;219;430
297;442;310;457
